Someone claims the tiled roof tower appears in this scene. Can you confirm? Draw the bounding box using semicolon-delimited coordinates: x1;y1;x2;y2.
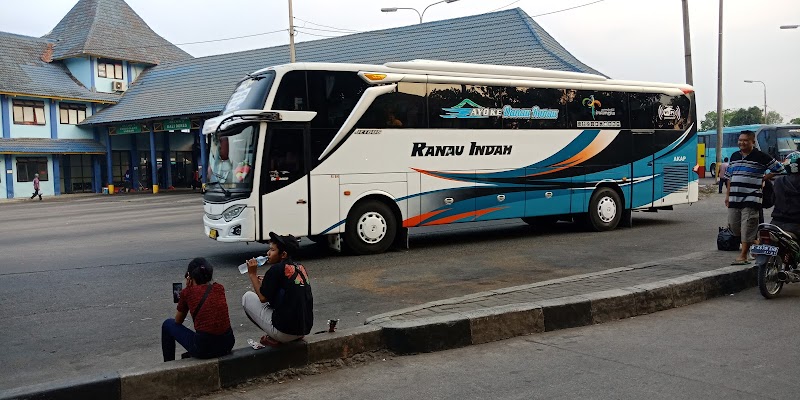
42;0;192;65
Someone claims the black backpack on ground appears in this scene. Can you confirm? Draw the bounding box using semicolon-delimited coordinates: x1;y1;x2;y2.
717;227;740;251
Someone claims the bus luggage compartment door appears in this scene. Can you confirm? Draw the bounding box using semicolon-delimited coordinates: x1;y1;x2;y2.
415;170;475;226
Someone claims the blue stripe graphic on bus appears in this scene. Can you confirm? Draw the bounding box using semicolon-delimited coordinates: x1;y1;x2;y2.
403;124;698;224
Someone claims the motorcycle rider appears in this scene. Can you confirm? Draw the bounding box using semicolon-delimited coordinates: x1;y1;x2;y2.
770;151;800;238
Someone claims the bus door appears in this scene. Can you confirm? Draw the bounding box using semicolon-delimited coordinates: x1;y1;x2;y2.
260;124;310;238
631;130;655;209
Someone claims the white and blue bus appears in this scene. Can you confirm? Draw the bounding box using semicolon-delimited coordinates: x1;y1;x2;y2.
201;60;698;254
698;124;800;176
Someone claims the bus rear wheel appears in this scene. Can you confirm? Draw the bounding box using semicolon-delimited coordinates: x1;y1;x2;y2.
345;200;397;255
587;187;622;231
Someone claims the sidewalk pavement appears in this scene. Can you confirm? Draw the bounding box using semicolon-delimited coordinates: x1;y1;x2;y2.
0;188;202;204
0;249;754;400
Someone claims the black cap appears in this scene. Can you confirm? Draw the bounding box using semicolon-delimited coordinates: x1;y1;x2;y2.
269;232;299;255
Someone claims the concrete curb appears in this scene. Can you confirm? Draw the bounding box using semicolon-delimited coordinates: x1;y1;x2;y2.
368;264;755;354
0;265;755;400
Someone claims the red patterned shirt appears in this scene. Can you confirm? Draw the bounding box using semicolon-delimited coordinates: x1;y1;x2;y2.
177;282;232;335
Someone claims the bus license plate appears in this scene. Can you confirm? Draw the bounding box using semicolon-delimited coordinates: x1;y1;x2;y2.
750;244;778;256
209;229;218;240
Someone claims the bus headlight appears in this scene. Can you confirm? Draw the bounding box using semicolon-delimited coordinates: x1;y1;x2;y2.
222;204;247;222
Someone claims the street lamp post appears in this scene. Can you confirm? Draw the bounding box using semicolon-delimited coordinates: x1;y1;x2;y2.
744;80;768;124
381;0;459;24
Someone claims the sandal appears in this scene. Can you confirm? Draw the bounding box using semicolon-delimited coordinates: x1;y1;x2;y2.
259;335;282;348
730;259;751;265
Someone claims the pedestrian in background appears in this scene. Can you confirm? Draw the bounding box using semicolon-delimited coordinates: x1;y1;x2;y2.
124;169;132;193
30;173;42;201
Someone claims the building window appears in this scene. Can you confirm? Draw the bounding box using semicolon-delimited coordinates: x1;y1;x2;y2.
12;100;46;125
98;60;123;79
59;103;87;125
16;157;49;182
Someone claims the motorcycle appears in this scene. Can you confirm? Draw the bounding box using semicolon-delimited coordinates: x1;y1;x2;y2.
751;223;800;298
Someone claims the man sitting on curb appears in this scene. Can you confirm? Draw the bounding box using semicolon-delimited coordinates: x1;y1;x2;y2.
242;232;314;347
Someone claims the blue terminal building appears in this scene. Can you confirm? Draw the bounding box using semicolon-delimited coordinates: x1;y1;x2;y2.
0;0;600;198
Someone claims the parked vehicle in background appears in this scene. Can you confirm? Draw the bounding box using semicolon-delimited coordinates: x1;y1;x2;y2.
201;60;698;255
698;124;800;176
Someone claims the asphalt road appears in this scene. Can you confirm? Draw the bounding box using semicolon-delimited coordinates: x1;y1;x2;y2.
0;183;725;390
203;287;800;400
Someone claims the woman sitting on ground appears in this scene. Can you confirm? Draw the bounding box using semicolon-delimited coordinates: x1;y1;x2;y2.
161;257;235;362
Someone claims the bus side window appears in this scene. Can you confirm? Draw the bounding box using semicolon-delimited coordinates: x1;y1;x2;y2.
355;82;427;129
629;93;658;130
427;83;506;129
504;87;567;129
263;128;305;193
654;94;690;130
306;71;369;130
568;90;629;129
273;71;308;111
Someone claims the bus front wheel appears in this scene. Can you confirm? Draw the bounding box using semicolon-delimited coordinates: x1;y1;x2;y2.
709;163;716;178
345;200;397;255
587;187;622;232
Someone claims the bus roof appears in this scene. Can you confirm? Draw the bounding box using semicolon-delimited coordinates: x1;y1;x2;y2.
698;124;800;136
253;60;694;95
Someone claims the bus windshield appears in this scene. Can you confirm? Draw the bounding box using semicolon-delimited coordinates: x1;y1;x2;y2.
776;127;800;155
222;71;275;114
207;124;257;192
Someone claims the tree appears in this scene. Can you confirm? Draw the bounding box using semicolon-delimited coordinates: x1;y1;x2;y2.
766;111;783;125
700;109;733;131
728;106;764;126
700;106;781;131
790;117;800;125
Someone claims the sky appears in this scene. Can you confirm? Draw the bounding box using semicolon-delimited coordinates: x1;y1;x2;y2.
1;0;798;122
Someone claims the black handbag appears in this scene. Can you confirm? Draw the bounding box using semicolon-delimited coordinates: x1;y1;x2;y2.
717;227;740;251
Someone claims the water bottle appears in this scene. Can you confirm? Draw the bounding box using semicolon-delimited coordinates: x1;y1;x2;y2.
237;256;268;274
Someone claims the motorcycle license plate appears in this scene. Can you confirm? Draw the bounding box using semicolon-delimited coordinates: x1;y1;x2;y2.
209;229;218;240
750;244;778;256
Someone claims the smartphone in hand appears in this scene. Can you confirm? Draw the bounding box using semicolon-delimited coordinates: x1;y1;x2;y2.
172;282;182;303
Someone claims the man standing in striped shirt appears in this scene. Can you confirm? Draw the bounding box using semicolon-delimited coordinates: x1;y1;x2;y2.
724;130;784;265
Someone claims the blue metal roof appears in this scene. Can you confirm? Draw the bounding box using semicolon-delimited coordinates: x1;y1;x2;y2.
0;138;106;154
83;8;603;126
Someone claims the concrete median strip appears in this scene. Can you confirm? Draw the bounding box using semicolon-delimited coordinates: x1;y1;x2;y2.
0;261;755;400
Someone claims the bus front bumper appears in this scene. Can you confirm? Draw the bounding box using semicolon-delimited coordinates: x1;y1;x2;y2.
203;207;256;242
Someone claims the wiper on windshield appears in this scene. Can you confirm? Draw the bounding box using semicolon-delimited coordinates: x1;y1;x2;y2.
206;180;231;197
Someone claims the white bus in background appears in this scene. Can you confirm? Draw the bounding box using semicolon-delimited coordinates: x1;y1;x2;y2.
202;60;698;255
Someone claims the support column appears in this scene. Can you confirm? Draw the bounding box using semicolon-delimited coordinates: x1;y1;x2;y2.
91;124;99;193
198;130;207;184
106;130;114;194
93;156;101;193
49;100;58;139
131;135;139;190
1;94;10;139
4;155;13;198
52;155;61;195
163;132;172;189
64;155;72;193
1;95;10;198
149;125;158;194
